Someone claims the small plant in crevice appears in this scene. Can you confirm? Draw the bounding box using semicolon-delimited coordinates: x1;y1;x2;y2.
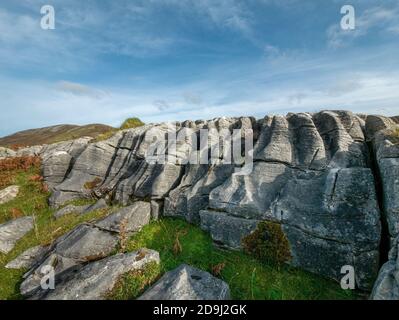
242;221;292;266
173;229;188;256
211;262;226;277
119;217;129;253
84;177;102;190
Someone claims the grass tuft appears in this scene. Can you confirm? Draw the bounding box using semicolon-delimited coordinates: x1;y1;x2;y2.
120;118;144;130
242;221;291;265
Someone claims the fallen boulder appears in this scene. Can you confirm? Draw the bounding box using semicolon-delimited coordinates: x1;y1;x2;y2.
53;199;108;219
5;245;49;269
0;216;34;254
30;249;160;300
0;185;20;205
95;201;151;233
138;264;230;300
21;201;152;297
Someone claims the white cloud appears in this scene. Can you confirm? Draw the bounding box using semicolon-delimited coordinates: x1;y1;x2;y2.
56;81;107;99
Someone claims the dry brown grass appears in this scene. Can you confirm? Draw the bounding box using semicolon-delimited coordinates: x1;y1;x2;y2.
84;177;102;190
119;217;129;253
0;156;41;189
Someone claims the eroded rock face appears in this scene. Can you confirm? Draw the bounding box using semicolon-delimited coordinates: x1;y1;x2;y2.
366;116;399;244
138;264;230;300
30;249;160;300
0;217;33;254
0;185;19;205
27;111;385;289
370;237;399;300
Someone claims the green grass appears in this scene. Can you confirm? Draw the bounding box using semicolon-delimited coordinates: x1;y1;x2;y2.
92;117;144;143
1;165;360;300
120;117;144;130
118;219;359;300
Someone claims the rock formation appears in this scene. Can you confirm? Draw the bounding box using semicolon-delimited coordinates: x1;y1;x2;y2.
2;110;399;299
138;264;230;300
0;216;34;254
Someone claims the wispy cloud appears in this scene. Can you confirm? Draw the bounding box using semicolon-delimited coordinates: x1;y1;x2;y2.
56;81;107;99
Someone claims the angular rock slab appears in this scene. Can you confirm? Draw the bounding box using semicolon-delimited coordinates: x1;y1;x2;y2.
370;237;399;300
5;245;49;269
20;224;119;296
138;264;230;300
0;216;33;254
54;199;108;219
95;201;151;233
200;210;259;249
30;249;160;300
0;185;20;205
21;202;153;297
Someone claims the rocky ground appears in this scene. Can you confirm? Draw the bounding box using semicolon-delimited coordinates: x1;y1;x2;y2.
0;110;398;300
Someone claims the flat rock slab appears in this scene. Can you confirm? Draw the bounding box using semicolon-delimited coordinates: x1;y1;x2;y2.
5;245;49;269
0;216;34;254
0;185;20;205
138;264;230;300
31;249;160;300
54;199;108;219
95;201;151;233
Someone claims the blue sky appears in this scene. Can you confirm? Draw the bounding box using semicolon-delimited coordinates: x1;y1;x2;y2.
1;0;399;136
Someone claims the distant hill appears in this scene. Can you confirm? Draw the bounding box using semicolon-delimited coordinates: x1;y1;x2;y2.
0;124;115;148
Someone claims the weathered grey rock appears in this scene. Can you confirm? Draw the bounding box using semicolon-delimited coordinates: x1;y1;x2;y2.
370;237;399;300
200;211;259;249
54;199;108;219
209;162;289;220
54;204;91;219
0;216;34;254
30;249;160;300
0;185;19;205
0;147;16;159
139;264;230;300
37;111;387;290
15;145;43;157
150;200;162;220
366;116;399;243
54;224;118;261
48;134;123;207
5;245;49;269
95;201;151;233
20;223;119;296
164;163;234;223
202;166;381;290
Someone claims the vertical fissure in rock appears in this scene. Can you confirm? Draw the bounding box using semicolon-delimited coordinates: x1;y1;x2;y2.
367;140;390;266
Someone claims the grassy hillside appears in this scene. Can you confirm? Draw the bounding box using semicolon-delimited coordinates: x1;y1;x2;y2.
0;157;359;300
0;124;115;149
